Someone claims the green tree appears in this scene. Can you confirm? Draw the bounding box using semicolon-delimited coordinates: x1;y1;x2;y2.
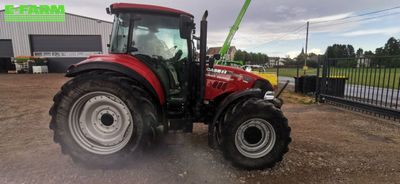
364;50;374;56
234;49;269;65
234;50;245;61
325;44;356;58
375;47;385;56
244;51;251;64
325;44;356;66
384;37;400;55
356;48;363;57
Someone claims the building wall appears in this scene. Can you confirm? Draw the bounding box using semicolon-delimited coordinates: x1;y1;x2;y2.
0;11;112;56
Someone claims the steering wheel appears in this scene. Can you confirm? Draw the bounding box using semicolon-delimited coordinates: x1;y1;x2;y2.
173;50;183;61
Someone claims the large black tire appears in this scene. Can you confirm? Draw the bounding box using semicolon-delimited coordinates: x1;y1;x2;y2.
221;98;291;170
49;70;157;168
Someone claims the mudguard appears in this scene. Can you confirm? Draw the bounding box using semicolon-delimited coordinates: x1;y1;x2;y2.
66;61;165;104
208;88;263;147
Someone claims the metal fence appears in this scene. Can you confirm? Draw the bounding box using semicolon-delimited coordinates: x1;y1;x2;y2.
317;56;400;120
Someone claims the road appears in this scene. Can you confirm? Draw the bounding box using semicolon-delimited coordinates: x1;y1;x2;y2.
278;76;399;108
344;84;399;108
278;76;295;86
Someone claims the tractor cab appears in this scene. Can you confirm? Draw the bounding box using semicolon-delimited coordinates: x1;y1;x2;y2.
108;4;196;101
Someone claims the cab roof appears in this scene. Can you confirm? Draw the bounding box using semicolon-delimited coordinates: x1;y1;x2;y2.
110;3;194;18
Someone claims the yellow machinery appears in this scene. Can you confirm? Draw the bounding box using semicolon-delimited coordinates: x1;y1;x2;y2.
251;71;278;86
244;65;278;87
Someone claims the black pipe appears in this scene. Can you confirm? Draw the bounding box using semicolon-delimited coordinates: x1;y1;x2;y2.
199;10;208;102
275;80;289;98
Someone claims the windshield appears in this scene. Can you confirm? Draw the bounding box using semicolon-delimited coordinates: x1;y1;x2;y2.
109;13;188;60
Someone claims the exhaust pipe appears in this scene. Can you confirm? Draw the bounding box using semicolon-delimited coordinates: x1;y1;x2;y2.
199;10;208;102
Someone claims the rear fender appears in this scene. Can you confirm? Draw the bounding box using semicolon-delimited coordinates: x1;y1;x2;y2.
66;61;165;105
208;88;263;147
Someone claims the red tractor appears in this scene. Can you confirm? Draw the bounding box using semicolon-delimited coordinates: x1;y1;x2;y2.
49;3;291;169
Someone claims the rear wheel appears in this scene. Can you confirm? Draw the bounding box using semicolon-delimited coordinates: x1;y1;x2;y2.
49;71;157;167
221;98;291;169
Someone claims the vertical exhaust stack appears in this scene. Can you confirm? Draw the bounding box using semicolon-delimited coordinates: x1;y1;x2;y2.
199;10;208;102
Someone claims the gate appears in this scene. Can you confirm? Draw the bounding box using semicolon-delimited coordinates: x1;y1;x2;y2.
317;56;400;120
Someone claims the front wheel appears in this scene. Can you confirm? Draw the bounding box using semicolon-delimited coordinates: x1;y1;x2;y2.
221;98;291;169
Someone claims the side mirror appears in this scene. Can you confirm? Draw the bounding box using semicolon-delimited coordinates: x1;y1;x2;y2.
213;54;221;60
179;15;194;39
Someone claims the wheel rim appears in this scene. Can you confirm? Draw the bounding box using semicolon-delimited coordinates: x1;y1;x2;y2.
69;91;134;155
235;118;276;159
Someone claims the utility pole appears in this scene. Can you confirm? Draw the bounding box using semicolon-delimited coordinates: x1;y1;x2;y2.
304;21;309;75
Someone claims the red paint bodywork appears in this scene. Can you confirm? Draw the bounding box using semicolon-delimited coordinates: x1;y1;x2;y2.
73;54;265;104
205;65;264;100
111;3;194;17
75;54;166;104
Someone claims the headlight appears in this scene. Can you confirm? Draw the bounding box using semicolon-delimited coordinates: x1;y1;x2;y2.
264;91;275;100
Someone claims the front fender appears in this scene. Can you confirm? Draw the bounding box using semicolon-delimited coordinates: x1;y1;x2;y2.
208;88;263;147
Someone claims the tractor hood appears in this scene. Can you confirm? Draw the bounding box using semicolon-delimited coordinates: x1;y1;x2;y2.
205;65;268;100
207;65;263;82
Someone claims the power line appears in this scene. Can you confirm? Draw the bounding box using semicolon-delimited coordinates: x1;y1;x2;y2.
311;11;400;29
250;5;400;51
259;5;400;44
247;23;307;50
267;23;307;43
310;5;400;24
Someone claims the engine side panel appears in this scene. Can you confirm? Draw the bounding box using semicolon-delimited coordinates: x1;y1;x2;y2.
205;65;265;100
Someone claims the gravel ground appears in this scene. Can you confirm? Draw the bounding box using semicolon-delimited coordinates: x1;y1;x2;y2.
0;74;399;184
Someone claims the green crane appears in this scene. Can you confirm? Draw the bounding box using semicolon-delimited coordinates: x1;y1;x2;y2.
215;0;251;65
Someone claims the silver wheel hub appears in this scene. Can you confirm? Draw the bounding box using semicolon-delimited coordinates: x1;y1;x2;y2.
235;118;276;159
69;91;133;155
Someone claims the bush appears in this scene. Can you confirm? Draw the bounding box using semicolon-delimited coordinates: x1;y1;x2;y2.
336;60;357;68
14;56;47;66
307;60;318;68
389;58;400;67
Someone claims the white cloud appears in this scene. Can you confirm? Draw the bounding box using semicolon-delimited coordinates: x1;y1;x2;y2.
309;48;321;55
340;27;400;36
308;12;353;22
285;48;321;58
207;20;308;49
206;19;310;49
286;51;301;58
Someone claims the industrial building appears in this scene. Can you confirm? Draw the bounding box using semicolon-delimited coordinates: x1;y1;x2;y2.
0;10;112;73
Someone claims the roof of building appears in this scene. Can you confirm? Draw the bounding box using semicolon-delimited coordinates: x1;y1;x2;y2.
206;46;237;55
111;3;193;17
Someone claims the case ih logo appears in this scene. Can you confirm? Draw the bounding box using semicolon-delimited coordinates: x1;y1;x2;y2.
4;5;65;22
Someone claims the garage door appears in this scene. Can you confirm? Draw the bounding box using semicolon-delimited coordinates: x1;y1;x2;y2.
30;35;102;73
0;40;14;57
0;40;14;73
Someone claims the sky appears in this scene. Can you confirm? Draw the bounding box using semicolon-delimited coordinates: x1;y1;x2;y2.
1;0;400;58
